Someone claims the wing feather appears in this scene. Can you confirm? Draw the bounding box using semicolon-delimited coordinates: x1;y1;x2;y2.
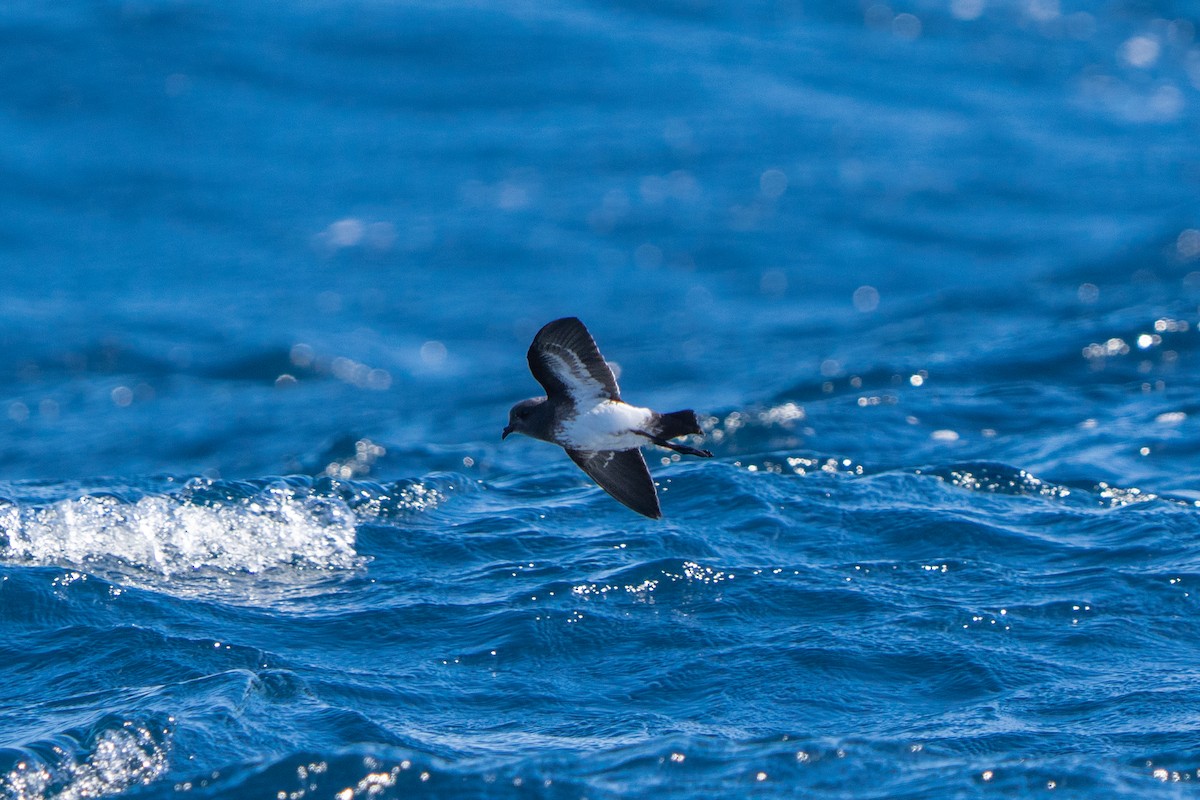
567;448;661;519
527;317;621;402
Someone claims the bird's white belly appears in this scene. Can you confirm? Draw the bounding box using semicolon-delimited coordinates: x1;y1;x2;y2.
560;400;652;451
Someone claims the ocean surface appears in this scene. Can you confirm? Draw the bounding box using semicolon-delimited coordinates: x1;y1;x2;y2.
2;0;1200;797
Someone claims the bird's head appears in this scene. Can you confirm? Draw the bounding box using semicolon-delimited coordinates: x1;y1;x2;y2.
502;397;548;440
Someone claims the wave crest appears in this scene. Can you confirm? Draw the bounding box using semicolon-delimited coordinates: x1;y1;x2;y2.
0;479;359;577
0;720;170;800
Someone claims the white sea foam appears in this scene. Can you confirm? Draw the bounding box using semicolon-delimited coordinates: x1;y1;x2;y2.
0;483;359;577
0;722;170;800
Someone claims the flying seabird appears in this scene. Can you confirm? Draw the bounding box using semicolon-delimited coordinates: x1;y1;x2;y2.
502;317;712;519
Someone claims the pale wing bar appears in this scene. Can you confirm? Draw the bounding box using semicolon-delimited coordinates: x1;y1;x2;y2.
527;317;621;402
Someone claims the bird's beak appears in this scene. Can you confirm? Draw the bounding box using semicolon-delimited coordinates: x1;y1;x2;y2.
501;425;513;440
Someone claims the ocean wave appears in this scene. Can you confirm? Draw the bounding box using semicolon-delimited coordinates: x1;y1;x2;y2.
1;457;1196;798
0;480;358;578
0;475;467;599
0;718;171;800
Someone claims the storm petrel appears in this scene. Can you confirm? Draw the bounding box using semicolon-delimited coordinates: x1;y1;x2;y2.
502;317;712;519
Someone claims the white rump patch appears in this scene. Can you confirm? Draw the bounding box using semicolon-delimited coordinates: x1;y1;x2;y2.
561;400;654;451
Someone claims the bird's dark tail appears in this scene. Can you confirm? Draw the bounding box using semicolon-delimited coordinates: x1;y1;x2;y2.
655;409;702;439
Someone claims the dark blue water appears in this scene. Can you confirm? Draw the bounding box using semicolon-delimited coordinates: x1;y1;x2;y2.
2;1;1200;797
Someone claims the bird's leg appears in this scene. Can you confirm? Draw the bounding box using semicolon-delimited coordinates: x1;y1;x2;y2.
635;430;713;458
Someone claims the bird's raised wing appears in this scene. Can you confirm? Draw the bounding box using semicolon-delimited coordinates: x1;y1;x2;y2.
527;317;621;402
567;448;661;519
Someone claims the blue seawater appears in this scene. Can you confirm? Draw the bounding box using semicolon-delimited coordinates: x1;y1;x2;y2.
2;0;1200;797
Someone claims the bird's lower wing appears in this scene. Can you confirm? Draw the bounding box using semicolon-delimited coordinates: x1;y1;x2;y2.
566;448;662;519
